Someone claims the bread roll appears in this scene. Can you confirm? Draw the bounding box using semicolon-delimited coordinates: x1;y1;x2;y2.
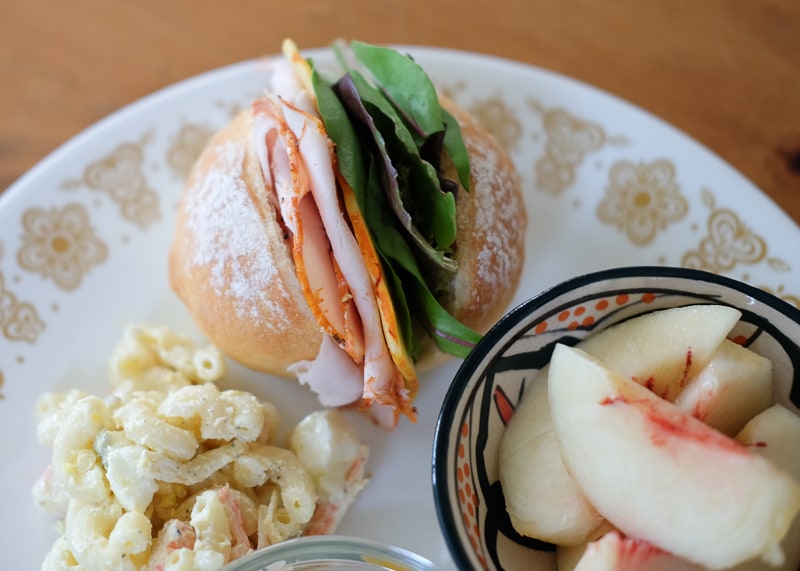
169;96;526;379
413;96;527;369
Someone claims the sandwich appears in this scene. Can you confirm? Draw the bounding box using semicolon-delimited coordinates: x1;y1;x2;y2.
168;40;527;429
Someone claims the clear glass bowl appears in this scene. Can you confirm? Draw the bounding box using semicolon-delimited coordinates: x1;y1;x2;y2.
222;535;437;571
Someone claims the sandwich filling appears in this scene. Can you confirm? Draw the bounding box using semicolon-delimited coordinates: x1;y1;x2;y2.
251;40;481;428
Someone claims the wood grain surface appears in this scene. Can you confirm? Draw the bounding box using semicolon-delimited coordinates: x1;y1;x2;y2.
2;0;799;222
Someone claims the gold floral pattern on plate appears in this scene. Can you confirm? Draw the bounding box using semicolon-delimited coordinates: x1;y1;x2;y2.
437;81;524;154
683;208;766;271
597;159;688;245
681;188;776;272
469;94;524;154
0;271;45;343
678;189;796;305
17;203;108;291
527;99;626;196
167;123;214;180
61;134;160;229
0;100;245;390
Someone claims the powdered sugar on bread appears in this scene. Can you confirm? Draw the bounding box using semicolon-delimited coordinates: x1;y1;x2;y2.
469;140;525;290
180;139;290;330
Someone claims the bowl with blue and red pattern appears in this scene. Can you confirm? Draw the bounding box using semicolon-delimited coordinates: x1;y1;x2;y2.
433;265;800;571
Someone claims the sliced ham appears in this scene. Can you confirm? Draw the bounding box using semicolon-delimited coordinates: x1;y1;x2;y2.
277;100;403;407
288;334;363;407
339;175;418;414
269;55;317;116
253;98;364;364
252;51;416;428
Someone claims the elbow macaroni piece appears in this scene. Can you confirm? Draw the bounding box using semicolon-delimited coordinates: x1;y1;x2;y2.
33;324;369;571
105;444;159;513
64;499;150;571
115;399;200;461
190;490;232;566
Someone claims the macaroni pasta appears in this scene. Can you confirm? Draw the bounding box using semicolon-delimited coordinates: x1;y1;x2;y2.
33;324;369;571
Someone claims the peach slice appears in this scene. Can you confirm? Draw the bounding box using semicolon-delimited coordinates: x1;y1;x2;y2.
736;404;800;478
675;339;773;436
499;371;603;545
729;405;800;571
577;304;741;401
558;522;703;571
556;520;616;571
548;344;800;569
572;530;704;571
499;305;740;544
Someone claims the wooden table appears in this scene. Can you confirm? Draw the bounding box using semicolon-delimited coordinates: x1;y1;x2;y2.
3;0;800;224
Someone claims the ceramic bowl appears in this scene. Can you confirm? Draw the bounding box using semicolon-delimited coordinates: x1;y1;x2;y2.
432;266;800;570
221;535;436;571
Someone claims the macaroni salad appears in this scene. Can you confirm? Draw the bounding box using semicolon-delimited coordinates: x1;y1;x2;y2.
33;325;369;571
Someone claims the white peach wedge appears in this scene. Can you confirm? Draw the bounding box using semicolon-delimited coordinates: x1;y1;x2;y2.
737;404;800;478
499;371;603;545
578;304;741;401
555;520;616;571
572;530;704;571
499;304;739;545
548;344;800;570
729;405;800;571
675;339;773;436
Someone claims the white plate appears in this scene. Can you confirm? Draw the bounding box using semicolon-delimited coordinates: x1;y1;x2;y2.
1;46;798;570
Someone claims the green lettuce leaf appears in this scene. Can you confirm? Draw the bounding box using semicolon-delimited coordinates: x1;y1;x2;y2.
350;41;443;138
311;67;367;198
307;44;481;360
351;41;472;191
335;74;458;272
364;156;479;359
347;70;457;250
441;107;471;192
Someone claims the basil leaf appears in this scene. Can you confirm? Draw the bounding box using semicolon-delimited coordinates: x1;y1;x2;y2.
364;157;480;359
350;41;443;138
441;107;472;192
413;281;482;358
308;45;481;359
347;70;417;151
346;70;457;249
311;68;367;199
335;74;457;273
399;152;457;249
